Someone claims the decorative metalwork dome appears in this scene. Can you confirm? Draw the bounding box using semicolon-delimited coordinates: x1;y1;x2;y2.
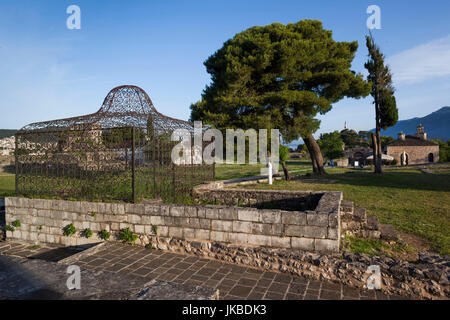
19;85;193;133
15;85;214;203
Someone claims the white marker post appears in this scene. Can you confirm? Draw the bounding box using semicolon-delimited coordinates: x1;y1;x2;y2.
267;158;273;185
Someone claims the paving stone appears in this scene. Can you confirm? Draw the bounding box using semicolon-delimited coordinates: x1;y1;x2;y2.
166;268;184;275
257;278;272;287
196;267;216;277
307;281;322;290
288;283;307;294
0;255;218;300
342;286;360;298
0;241;411;300
264;291;284;300
304;293;319;300
238;278;257;287
210;273;226;281
375;291;390;300
247;291;265;300
320;289;341;300
321;281;341;291
273;274;293;284
191;274;209;282
286;293;303;300
133;267;152;277
253;286;268;293
268;282;289;293
228;285;252;298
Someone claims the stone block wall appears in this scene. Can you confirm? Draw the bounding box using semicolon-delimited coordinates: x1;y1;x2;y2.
4;190;342;253
193;187;323;211
386;145;439;165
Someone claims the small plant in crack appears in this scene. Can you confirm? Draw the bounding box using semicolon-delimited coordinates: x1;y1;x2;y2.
83;228;93;238
118;227;138;244
63;223;76;236
12;220;21;228
99;229;110;240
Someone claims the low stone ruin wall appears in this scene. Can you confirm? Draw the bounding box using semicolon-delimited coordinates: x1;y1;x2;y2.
3;195;449;299
193;187;323;211
141;236;449;299
4;190;342;253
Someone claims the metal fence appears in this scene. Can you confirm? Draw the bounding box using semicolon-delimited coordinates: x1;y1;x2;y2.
15;85;214;203
15;126;214;203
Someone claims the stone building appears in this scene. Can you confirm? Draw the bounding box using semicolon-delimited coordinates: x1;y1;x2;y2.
342;147;372;166
386;125;439;165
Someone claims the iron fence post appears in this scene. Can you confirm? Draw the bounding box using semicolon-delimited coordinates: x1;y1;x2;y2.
172;163;176;202
14;134;18;195
132;126;136;203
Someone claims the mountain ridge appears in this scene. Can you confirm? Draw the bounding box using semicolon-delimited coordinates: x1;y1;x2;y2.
371;106;450;141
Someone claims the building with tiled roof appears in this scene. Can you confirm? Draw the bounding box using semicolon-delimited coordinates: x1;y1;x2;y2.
386;125;439;165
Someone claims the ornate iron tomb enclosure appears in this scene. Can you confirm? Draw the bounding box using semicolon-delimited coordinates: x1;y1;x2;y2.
15;85;214;202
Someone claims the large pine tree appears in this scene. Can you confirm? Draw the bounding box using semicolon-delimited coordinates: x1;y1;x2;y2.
365;33;398;174
191;20;370;174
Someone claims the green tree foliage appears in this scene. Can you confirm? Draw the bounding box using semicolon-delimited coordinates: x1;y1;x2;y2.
358;131;371;145
318;131;344;160
340;129;362;148
0;130;17;139
365;33;398;173
434;139;450;162
380;136;395;149
190;20;370;175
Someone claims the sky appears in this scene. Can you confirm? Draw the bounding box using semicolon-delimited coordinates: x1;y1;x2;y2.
1;0;449;143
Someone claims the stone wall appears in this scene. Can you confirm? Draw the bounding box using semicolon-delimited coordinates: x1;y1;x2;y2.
387;145;439;165
137;236;449;299
193;187;323;211
4;191;342;253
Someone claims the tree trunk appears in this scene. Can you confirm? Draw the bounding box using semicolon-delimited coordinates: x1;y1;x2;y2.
377;128;383;173
303;134;326;175
372;130;382;174
310;150;318;173
373;92;383;174
281;161;290;181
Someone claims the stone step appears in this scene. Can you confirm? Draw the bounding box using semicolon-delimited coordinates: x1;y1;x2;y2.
379;224;399;241
366;215;380;230
340;200;354;213
353;207;367;223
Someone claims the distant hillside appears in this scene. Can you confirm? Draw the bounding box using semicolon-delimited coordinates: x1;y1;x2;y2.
0;129;17;139
371;106;450;141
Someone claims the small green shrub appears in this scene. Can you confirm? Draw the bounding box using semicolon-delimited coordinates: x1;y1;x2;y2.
38;225;42;231
118;227;138;243
83;228;93;238
99;229;110;240
152;225;158;234
12;220;21;228
5;225;15;232
145;243;153;249
63;223;76;236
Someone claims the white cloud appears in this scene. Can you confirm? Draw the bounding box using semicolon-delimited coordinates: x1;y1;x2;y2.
388;35;450;85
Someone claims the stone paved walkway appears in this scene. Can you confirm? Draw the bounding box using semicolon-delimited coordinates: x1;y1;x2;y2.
0;255;217;300
0;240;409;300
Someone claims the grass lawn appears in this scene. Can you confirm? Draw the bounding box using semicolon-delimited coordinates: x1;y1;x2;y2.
215;158;312;180
0;174;15;197
238;166;450;255
3;158;449;255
